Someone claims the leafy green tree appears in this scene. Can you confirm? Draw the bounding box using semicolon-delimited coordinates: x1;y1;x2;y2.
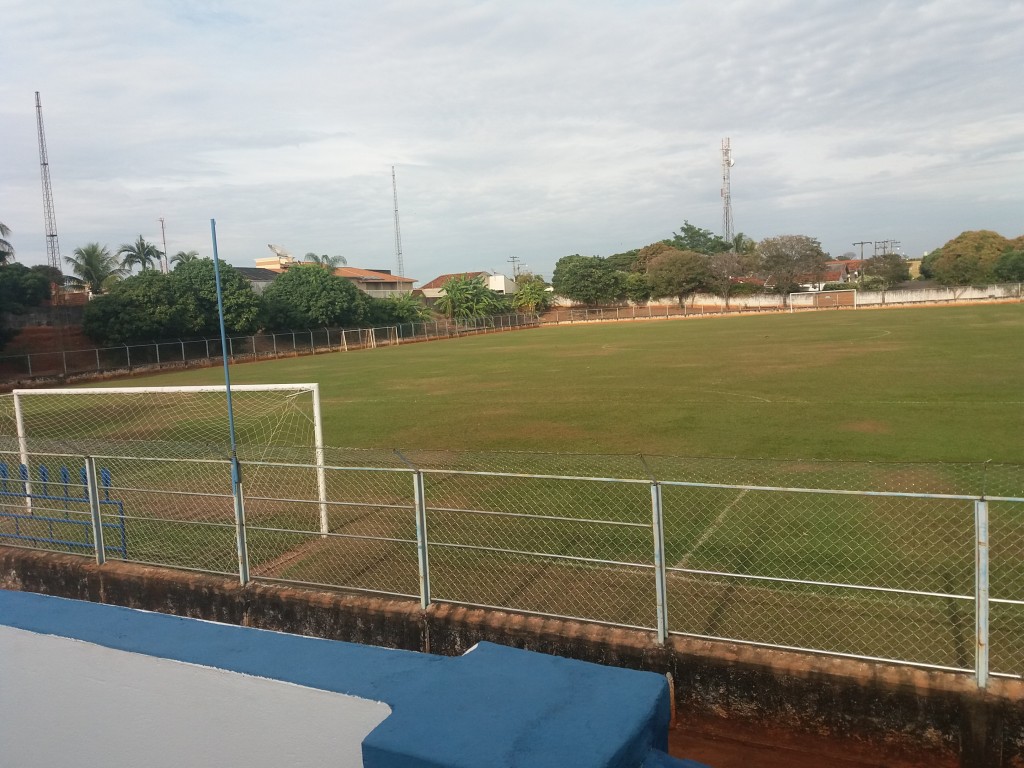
647;250;711;306
0;263;51;311
756;235;828;297
82;271;183;344
511;276;550;312
65;243;126;294
930;230;1008;285
919;249;941;279
170;250;201;267
670;221;731;255
624;272;652;304
551;255;626;305
863;253;911;287
117;235;163;272
0;221;14;265
435;274;504;319
731;232;757;255
304;252;347;269
171;259;261;336
260;263;367;330
605;249;640;272
633;241;680;272
993;249;1024;282
0;262;52;349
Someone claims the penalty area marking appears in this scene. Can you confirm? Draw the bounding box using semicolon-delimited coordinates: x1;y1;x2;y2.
672;488;749;570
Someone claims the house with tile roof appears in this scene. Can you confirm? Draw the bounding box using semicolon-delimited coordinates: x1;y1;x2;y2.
251;255;415;298
416;271;518;303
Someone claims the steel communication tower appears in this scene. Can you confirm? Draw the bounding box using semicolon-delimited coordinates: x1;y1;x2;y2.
35;92;62;274
392;166;404;277
721;138;735;244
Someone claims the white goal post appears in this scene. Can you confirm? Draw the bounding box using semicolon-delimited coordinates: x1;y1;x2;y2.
788;289;858;312
9;384;330;534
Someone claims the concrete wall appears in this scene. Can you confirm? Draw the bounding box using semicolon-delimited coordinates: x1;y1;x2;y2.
2;546;1022;767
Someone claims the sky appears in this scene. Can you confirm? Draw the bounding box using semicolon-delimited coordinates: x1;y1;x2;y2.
2;1;1023;285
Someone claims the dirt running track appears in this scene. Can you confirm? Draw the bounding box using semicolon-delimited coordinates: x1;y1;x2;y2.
668;714;959;768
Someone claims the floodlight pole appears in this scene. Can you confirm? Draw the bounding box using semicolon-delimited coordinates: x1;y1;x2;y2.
211;219;249;584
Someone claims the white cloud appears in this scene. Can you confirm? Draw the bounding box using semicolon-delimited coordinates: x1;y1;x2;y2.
1;0;1022;279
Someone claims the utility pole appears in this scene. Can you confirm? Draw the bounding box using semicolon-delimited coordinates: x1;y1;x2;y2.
392;166;404;277
853;241;871;260
507;254;522;279
721;138;735;244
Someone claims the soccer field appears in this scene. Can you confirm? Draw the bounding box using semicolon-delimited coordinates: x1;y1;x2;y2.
126;303;1024;463
3;303;1022;678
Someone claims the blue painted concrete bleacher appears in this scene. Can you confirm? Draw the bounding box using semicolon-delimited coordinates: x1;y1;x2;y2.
1;590;707;767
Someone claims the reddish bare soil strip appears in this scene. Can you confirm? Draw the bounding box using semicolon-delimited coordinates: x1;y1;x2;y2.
668;714;959;768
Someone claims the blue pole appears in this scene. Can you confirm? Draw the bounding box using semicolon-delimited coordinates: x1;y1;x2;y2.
210;219;249;584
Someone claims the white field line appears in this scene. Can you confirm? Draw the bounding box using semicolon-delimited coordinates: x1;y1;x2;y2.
672;488;749;570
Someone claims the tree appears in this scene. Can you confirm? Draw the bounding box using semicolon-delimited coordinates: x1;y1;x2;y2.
170;250;201;267
863;253;911;288
634;241;681;272
605;249;640;272
647;250;711;306
705;251;745;306
260;263;367;330
117;235;163;272
304;252;348;270
0;262;52;350
171;259;261;336
65;243;125;294
510;276;550;312
372;293;432;324
82;271;183;344
624;272;652;304
551;255;626;305
435;274;504;319
731;232;757;255
756;235;828;297
670;221;731;255
0;221;14;265
993;249;1024;282
929;230;1008;285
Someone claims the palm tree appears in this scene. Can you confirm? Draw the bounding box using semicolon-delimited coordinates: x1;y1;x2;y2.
0;221;13;265
170;249;201;267
117;235;163;272
65;243;126;294
303;252;347;270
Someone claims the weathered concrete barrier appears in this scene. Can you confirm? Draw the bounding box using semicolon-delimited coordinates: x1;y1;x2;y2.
2;546;1021;767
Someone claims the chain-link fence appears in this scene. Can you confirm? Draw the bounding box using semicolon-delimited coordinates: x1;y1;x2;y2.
1;442;1021;686
0;313;541;385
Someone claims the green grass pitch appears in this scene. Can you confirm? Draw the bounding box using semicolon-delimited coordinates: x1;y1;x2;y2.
128;303;1024;463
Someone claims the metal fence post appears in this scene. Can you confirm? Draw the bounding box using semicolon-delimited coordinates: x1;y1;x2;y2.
413;470;431;609
975;499;989;688
651;481;668;643
85;456;105;565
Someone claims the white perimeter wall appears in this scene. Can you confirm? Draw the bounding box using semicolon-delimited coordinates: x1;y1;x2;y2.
0;625;391;768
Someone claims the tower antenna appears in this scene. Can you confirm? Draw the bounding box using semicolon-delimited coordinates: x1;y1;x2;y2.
392;166;404;277
721;138;734;245
35;92;62;275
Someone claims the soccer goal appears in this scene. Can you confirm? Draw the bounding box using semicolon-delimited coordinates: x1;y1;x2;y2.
788;289;857;312
5;384;329;533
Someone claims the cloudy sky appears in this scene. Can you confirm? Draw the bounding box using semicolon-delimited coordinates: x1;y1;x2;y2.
2;1;1022;284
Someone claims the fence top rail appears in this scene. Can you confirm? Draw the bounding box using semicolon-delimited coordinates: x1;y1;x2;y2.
13;384;320;396
657;478;1018;502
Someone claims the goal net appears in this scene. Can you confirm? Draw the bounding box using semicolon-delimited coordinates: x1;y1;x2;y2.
0;384;329;534
788;289;857;312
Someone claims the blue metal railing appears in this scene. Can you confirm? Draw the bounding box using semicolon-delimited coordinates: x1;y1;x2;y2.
0;462;127;559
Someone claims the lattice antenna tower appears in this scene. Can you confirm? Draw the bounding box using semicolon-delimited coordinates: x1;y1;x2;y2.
721;138;735;245
392;166;404;277
35;92;62;274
